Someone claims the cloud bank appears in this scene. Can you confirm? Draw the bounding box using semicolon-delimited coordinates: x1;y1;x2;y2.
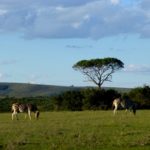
0;0;149;39
124;64;150;73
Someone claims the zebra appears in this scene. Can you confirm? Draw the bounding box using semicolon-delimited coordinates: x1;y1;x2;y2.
11;103;40;120
112;97;136;115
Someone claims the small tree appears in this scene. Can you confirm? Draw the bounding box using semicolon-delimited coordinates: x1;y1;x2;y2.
73;57;124;89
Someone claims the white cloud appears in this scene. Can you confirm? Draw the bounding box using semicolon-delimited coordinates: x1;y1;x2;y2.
66;44;92;49
123;64;150;73
27;74;50;84
0;9;7;15
0;0;150;39
0;73;3;79
0;72;11;81
110;0;120;5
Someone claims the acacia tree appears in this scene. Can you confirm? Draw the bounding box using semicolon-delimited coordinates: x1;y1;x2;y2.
73;57;124;89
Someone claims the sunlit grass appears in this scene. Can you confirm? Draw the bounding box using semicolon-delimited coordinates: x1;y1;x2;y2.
0;110;150;149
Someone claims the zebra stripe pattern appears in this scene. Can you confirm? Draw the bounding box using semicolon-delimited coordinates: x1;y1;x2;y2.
11;103;40;120
112;97;136;115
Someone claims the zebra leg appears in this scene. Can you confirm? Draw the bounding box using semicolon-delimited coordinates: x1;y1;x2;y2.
24;113;27;119
113;106;118;115
132;105;136;115
12;111;18;120
15;113;19;120
125;109;128;113
35;111;40;119
34;112;37;119
128;107;134;115
11;112;14;120
133;109;136;115
28;110;32;120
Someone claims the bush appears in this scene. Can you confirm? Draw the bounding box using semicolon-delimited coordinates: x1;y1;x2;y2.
50;88;120;111
50;91;83;111
128;85;150;109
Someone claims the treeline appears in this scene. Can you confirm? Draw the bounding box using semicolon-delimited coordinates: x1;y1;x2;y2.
0;85;150;112
50;85;150;111
50;88;119;111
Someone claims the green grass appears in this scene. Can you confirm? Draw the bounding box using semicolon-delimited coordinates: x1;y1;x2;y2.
0;110;150;150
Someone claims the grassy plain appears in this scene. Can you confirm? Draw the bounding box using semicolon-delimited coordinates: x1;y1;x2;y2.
0;110;150;150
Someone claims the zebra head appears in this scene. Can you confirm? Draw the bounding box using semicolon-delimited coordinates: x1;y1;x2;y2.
120;99;126;108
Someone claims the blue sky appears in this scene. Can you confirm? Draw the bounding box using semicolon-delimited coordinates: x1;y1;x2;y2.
0;0;150;88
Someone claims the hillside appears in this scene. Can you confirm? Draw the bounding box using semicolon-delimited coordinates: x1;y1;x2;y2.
0;82;131;98
0;82;79;98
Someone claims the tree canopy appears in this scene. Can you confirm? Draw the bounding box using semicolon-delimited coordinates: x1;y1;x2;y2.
73;57;124;88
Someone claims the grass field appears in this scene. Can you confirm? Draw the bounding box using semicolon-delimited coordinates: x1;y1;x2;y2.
0;110;150;150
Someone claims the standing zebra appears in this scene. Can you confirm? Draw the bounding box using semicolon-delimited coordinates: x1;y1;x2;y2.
11;103;40;120
112;97;136;115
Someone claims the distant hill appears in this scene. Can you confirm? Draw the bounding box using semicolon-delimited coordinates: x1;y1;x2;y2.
0;82;132;98
0;82;80;98
104;87;132;93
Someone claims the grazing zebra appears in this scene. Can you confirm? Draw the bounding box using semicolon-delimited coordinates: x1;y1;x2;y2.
11;103;40;120
112;97;136;115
